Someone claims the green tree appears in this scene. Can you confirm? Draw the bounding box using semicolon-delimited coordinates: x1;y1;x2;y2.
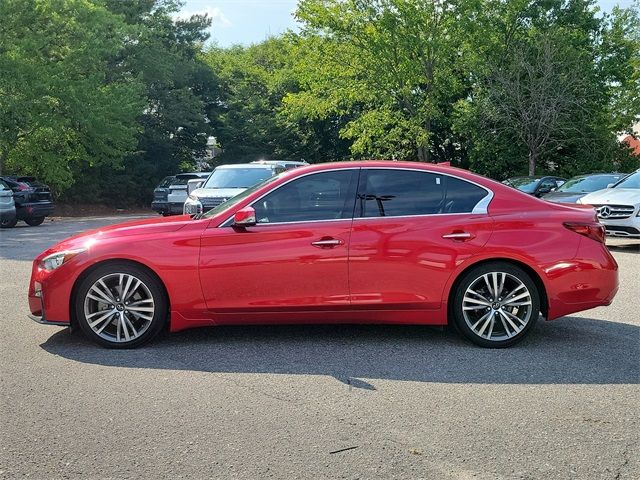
0;0;145;192
287;0;480;162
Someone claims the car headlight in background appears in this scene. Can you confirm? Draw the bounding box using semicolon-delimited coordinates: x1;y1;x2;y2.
39;248;86;271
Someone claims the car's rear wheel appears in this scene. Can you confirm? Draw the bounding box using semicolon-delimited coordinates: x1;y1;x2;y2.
75;263;167;348
24;216;45;226
0;217;17;228
452;262;540;348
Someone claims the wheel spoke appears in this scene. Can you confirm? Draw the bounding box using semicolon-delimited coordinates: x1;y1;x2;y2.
482;274;495;300
96;314;116;334
498;311;513;337
126;305;154;313
499;309;521;334
463;296;492;307
97;280;116;302
88;310;115;328
504;309;528;326
120;275;135;302
89;285;114;305
120;314;131;341
125;279;141;302
463;304;489;311
503;291;530;306
471;310;492;331
123;314;139;337
497;273;506;299
477;312;495;337
127;298;153;307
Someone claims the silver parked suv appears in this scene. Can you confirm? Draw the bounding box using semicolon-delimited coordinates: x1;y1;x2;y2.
184;163;284;215
0;179;16;228
579;169;640;238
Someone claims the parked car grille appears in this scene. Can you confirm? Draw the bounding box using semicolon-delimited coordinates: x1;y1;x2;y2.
593;204;636;219
200;197;228;210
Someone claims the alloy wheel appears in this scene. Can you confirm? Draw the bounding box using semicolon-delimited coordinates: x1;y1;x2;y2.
83;273;155;343
462;271;533;342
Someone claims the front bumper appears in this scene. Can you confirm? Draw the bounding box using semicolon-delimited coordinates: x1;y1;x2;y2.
28;293;69;327
600;216;640;238
151;201;184;215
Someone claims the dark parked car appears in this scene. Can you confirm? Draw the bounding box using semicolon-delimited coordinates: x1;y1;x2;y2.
0;176;54;227
151;172;211;216
542;173;624;204
502;176;566;198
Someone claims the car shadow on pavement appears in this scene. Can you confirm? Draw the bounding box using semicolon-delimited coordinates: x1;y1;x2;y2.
39;316;639;387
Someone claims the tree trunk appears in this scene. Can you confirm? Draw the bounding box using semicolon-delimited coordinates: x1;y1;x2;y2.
528;150;537;176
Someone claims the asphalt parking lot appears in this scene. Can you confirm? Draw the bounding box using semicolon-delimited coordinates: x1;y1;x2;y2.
1;216;638;479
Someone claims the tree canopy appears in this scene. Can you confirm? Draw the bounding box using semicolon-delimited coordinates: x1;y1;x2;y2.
0;0;638;204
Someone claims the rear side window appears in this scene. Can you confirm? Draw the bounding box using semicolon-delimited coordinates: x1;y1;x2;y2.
444;176;488;213
360;170;445;217
360;169;488;217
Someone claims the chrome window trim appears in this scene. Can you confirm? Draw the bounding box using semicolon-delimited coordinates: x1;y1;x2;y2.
218;166;494;227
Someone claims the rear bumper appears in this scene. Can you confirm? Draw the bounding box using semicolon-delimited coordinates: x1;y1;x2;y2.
545;238;619;320
16;202;54;219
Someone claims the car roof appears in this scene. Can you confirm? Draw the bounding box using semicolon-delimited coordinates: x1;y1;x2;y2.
175;172;210;179
216;163;277;169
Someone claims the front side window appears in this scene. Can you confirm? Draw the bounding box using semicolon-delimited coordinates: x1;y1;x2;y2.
252;170;357;224
359;169;488;217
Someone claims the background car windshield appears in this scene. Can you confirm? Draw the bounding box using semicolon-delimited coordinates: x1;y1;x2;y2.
158;176;175;188
204;168;273;189
558;175;621;193
202;174;283;218
505;177;540;193
613;171;640;189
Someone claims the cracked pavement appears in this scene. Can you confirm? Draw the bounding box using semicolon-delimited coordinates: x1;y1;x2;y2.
1;217;638;479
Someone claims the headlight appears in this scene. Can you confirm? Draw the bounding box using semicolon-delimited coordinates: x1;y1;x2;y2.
39;248;86;271
184;195;202;215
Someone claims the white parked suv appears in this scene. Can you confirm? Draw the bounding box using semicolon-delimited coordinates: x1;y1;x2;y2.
184;163;285;215
578;169;640;238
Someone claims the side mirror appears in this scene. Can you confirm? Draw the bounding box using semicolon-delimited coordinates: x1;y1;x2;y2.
233;206;256;227
187;179;204;195
606;183;614;188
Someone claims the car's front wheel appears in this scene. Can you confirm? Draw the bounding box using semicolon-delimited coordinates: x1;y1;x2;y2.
74;263;168;348
451;262;540;348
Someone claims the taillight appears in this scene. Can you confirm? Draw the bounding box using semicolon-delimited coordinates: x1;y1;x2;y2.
563;222;606;243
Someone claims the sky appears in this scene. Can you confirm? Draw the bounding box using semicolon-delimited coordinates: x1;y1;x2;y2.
179;0;636;47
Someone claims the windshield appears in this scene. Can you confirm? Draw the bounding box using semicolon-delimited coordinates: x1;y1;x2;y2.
202;173;283;219
203;167;273;189
557;175;622;193
613;171;640;189
504;177;540;193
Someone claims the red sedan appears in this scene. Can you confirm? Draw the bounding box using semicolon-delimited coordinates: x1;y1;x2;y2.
28;161;618;348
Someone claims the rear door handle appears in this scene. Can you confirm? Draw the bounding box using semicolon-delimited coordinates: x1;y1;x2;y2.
311;238;344;248
442;232;474;240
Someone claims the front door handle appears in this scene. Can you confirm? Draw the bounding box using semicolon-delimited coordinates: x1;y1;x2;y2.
311;238;344;248
442;231;474;240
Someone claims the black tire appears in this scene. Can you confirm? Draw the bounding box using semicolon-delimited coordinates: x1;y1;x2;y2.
451;262;540;348
74;262;168;348
0;217;18;228
24;216;45;226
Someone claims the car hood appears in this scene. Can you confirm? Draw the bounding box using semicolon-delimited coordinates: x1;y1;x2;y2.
191;187;245;199
542;191;585;203
579;188;640;205
44;215;192;255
